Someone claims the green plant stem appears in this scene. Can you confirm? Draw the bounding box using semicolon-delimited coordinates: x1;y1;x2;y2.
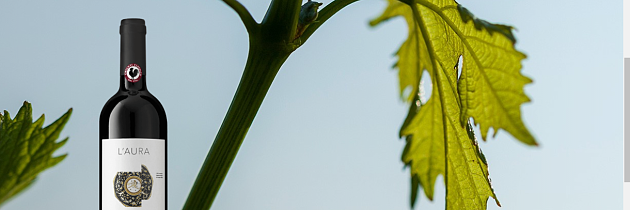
222;0;259;33
184;1;362;209
262;0;302;42
183;40;290;210
298;0;361;43
183;3;300;209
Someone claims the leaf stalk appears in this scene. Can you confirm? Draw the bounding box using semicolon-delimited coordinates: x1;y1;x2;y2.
221;0;260;34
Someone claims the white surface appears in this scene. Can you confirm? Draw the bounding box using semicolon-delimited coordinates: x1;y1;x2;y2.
102;139;165;210
625;0;629;57
625;1;628;208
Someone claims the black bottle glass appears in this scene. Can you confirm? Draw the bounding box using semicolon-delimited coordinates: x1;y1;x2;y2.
99;18;167;210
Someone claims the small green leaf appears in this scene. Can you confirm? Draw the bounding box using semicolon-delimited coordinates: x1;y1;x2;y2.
0;102;72;206
371;0;535;209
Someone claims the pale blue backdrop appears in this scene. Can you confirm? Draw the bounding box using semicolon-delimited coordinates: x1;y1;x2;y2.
0;0;621;209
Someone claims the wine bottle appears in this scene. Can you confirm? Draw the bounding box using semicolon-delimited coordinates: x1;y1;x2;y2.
100;18;167;210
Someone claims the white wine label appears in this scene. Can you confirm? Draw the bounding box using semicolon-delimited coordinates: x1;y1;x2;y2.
102;139;165;209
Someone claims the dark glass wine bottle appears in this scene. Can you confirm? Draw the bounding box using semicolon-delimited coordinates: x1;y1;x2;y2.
100;18;167;210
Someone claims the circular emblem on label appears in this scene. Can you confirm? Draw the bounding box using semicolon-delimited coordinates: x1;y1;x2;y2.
124;64;142;83
124;176;142;196
113;165;153;207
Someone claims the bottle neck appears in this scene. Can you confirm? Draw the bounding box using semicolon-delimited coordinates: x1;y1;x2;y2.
119;75;147;92
119;19;147;92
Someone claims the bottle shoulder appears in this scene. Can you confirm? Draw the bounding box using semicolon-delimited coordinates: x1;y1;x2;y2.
100;90;167;139
100;90;166;119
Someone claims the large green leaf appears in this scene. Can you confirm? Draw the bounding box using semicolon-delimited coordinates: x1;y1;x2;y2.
371;0;535;209
0;102;72;206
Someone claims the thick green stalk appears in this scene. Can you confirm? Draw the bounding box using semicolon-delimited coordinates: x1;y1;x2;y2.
183;1;361;209
182;2;300;209
182;40;290;209
262;0;302;42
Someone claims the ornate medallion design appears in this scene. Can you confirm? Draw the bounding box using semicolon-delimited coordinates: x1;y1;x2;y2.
114;165;153;207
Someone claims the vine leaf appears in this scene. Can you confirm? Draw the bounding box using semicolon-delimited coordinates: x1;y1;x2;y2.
371;0;535;209
0;102;72;206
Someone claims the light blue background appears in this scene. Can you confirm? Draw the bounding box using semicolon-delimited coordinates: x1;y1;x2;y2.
0;0;621;209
